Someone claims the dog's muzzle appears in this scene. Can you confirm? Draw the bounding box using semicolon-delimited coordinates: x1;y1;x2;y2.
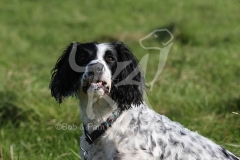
81;63;110;95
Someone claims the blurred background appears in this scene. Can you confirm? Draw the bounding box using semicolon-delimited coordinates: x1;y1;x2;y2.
0;0;239;159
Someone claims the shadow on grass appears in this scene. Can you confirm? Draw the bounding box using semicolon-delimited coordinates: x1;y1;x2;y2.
0;90;39;127
151;22;193;45
219;98;240;114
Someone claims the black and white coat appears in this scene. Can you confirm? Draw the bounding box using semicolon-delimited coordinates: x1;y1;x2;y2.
50;42;239;160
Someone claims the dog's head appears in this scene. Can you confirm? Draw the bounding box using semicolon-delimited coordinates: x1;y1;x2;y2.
50;42;144;106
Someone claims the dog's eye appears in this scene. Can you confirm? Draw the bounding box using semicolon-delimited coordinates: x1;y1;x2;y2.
105;56;114;63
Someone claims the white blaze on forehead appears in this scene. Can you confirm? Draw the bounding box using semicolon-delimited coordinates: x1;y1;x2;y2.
96;43;112;59
87;43;112;65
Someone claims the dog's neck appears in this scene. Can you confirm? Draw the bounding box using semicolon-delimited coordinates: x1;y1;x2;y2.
79;92;117;133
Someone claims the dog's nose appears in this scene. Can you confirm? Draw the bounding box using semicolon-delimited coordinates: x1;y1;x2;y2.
88;63;104;74
96;63;104;73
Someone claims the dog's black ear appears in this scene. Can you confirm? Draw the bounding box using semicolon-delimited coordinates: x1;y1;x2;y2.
111;42;145;107
49;42;81;103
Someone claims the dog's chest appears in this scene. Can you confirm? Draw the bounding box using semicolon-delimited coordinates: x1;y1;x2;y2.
80;106;159;160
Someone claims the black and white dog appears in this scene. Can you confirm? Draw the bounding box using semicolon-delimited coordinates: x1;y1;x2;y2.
50;42;239;160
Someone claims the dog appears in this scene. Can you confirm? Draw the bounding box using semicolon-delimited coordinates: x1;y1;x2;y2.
50;41;239;160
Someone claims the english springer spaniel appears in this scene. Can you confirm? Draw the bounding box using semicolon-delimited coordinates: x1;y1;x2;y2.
50;42;239;160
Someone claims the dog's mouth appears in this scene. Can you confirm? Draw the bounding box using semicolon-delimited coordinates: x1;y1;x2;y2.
82;79;110;95
92;80;110;94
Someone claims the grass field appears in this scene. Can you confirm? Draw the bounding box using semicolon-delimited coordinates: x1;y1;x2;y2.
0;0;240;159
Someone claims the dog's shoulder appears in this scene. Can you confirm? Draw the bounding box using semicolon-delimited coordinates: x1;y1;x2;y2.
108;103;239;160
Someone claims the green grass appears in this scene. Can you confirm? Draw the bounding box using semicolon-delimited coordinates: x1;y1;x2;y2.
0;0;240;159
